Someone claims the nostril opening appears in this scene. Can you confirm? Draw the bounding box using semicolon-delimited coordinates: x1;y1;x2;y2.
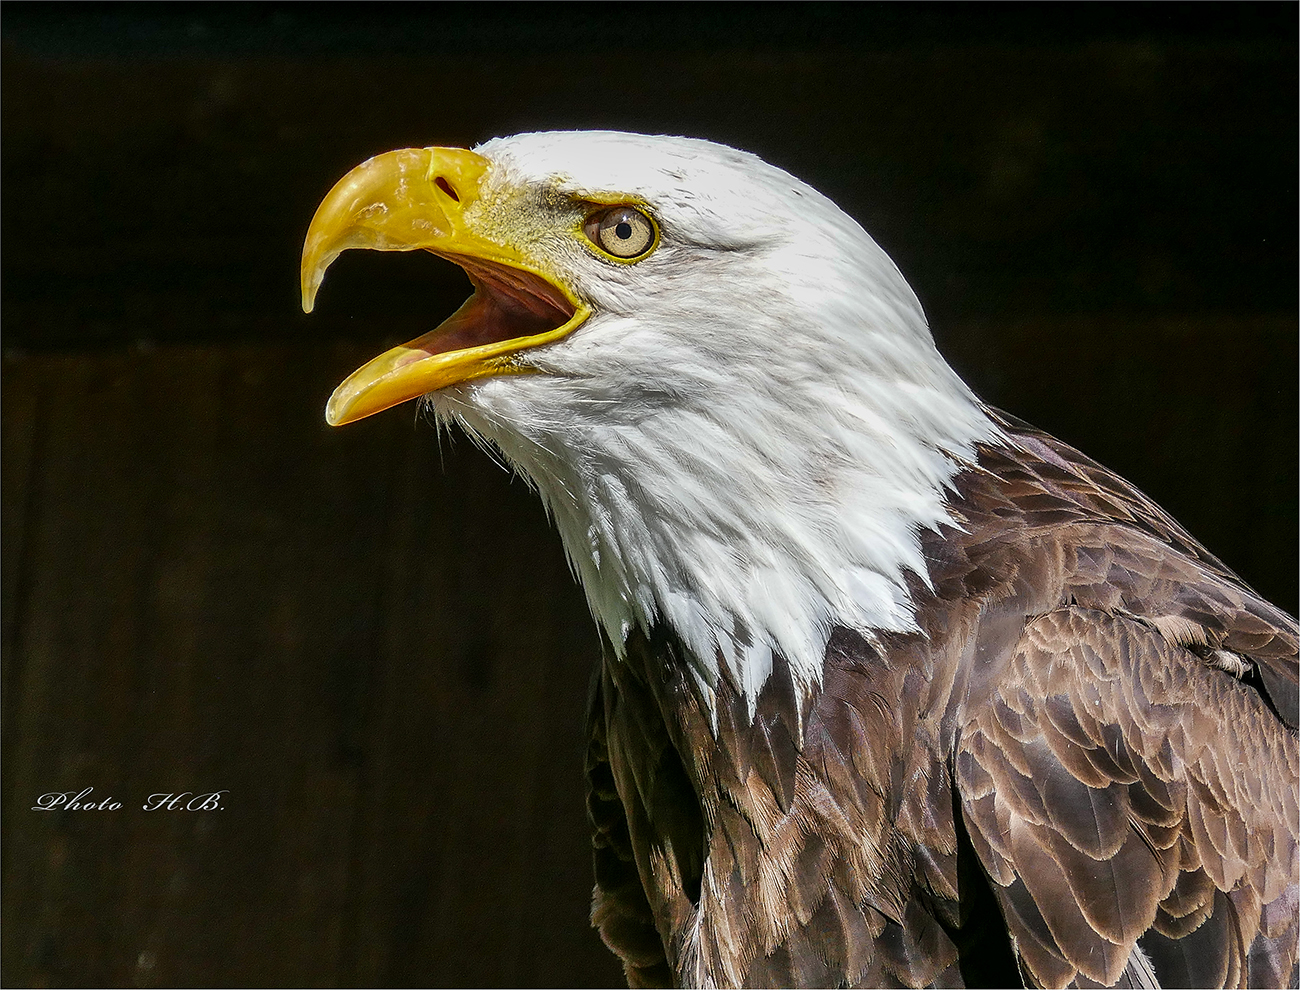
434;176;460;202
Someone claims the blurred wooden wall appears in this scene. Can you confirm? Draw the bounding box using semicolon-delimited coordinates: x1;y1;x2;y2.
2;6;1295;988
2;342;621;986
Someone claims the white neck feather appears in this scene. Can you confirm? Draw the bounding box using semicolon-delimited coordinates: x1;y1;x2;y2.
428;134;1001;719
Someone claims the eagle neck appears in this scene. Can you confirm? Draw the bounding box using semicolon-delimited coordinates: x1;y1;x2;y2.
439;332;999;721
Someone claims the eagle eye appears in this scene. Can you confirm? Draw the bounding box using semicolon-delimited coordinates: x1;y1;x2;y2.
583;206;656;261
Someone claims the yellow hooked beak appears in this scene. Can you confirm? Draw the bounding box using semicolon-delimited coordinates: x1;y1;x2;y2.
301;147;589;426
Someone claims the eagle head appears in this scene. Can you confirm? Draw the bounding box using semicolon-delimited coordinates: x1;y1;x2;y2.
302;131;997;714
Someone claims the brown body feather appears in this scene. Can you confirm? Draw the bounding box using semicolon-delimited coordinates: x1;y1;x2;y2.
587;411;1299;989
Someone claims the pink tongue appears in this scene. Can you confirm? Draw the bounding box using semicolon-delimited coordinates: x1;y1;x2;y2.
408;258;576;359
411;283;567;360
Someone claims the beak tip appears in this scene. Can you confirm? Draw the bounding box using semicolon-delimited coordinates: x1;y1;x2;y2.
301;260;324;314
325;388;352;427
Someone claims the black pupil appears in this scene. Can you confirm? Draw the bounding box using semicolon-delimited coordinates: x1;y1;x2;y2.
614;221;633;240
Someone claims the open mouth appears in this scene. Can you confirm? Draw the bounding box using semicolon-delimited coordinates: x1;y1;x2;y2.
300;145;590;426
419;254;577;359
322;253;587;427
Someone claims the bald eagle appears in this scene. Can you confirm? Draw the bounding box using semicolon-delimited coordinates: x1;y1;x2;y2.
301;132;1298;989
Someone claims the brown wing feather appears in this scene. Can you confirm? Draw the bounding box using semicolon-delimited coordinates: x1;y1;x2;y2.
986;408;1298;729
940;417;1299;987
587;666;696;988
956;606;1298;986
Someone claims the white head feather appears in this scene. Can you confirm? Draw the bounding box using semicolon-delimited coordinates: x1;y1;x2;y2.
425;131;999;718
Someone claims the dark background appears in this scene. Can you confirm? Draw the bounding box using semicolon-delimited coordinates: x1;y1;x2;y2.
2;4;1295;987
